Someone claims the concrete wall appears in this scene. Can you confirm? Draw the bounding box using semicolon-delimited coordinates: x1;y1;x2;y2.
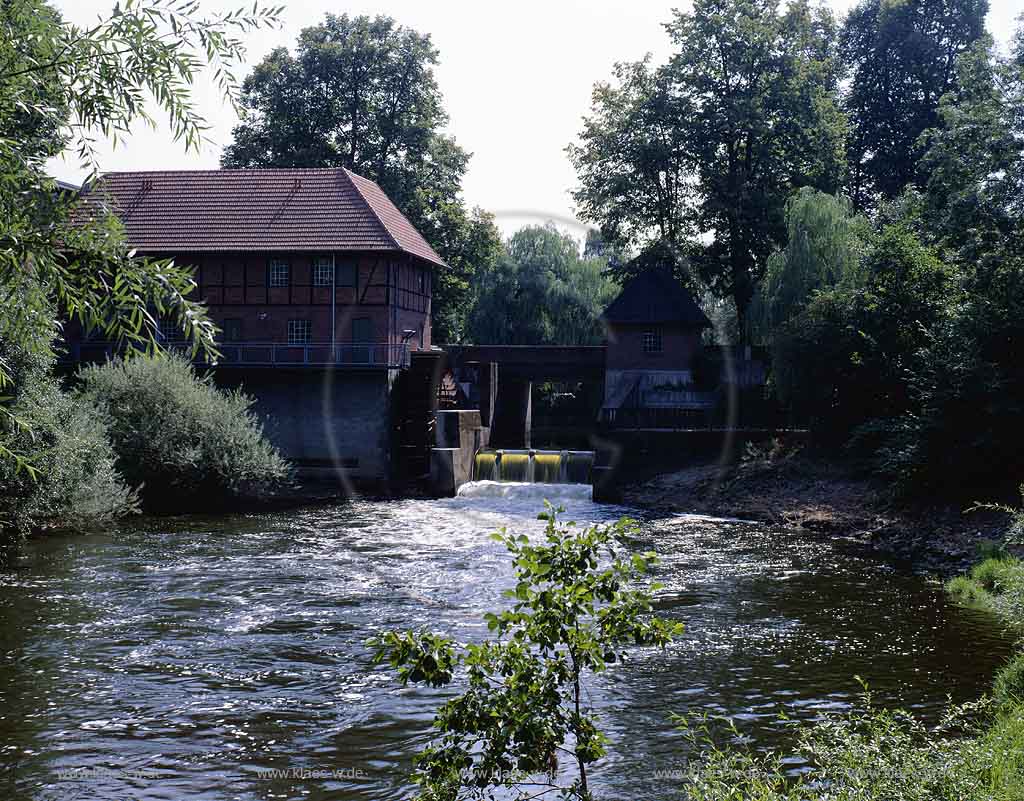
592;428;811;501
430;409;489;495
213;367;397;482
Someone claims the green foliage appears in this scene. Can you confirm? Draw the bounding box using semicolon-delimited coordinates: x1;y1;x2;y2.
683;693;1024;801
752;188;870;339
0;0;280;469
466;224;617;346
839;0;989;207
568;58;695;266
0;342;137;539
764;198;955;448
872;31;1024;493
994;653;1024;709
76;354;289;511
946;556;1024;623
571;0;847;332
221;13;502;342
370;506;682;800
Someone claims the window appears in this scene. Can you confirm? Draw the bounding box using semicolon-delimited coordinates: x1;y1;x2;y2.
336;259;357;287
417;268;426;293
642;329;663;354
222;318;243;342
352;317;373;342
269;259;290;288
157;315;179;341
287;319;312;344
313;257;334;287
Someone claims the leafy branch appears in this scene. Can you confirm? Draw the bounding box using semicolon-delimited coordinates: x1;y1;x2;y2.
370;505;683;801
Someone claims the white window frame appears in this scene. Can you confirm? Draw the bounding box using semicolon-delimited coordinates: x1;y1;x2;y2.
269;259;290;288
287;319;312;344
313;256;334;287
642;329;663;354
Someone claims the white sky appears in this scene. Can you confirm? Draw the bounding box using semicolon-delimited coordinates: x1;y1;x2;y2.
49;0;1022;238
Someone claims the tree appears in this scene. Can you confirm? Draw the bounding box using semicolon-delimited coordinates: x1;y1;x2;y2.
752;188;870;340
568;58;696;272
872;24;1024;494
221;13;501;342
667;0;847;336
839;0;989;208
918;34;1024;273
766;203;953;443
571;0;847;338
466;225;617;346
370;506;682;801
0;0;280;471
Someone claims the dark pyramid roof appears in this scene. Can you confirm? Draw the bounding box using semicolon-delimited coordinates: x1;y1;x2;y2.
601;270;711;327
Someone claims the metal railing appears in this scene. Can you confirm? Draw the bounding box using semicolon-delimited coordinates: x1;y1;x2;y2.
61;341;411;369
601;406;716;429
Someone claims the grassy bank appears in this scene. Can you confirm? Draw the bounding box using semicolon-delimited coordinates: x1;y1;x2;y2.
683;556;1024;800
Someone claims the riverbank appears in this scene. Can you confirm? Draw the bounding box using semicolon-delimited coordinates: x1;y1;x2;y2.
620;450;1017;574
685;552;1024;800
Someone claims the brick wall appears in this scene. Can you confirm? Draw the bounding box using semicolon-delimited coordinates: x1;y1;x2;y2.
604;322;702;371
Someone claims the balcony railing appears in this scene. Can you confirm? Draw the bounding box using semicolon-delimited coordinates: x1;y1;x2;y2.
61;341;411;369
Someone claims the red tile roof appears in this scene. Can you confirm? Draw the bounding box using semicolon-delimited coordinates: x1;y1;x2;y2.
77;168;446;267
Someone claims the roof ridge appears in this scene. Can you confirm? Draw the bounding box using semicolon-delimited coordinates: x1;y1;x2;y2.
340;168;401;252
102;167;349;175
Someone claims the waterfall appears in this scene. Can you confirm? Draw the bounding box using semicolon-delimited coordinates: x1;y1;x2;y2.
471;449;594;485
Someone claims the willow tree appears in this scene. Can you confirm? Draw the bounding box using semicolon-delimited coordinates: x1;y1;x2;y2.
752;188;871;340
466;225;617;346
0;0;280;469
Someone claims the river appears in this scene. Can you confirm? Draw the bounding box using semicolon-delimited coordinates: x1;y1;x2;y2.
0;483;1014;800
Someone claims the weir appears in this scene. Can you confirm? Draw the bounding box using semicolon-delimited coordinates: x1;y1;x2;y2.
472;449;594;485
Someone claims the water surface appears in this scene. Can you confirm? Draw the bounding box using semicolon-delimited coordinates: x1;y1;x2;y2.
0;484;1014;800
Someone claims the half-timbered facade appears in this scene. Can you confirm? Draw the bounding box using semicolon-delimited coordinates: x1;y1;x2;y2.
68;168;442;369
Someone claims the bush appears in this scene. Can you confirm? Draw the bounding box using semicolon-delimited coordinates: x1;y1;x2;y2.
370;507;682;800
76;354;290;510
0;345;137;540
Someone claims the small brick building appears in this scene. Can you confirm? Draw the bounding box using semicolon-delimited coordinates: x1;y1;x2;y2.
600;270;713;422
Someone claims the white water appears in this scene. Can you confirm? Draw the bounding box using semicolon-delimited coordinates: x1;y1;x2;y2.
455;480;593;501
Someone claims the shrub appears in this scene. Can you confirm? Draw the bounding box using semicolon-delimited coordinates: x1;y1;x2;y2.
370;506;682;800
76;354;290;510
0;345;137;541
